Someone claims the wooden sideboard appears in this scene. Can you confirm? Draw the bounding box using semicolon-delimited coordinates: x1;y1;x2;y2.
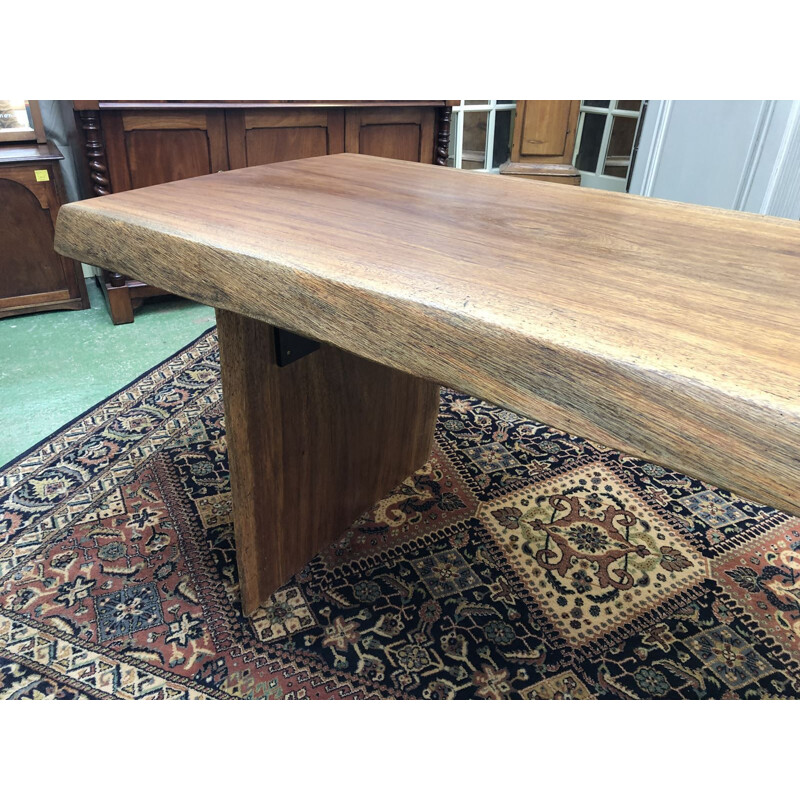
0;142;89;318
500;100;581;185
73;101;454;324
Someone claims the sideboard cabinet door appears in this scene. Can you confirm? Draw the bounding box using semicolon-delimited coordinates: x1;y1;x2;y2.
103;110;229;191
344;108;437;163
225;108;345;169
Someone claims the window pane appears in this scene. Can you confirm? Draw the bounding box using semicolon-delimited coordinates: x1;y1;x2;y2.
462;110;488;169
583;100;610;108
0;99;32;130
492;109;514;168
575;112;606;173
465;100;488;105
498;100;515;105
616;100;642;112
602;115;638;178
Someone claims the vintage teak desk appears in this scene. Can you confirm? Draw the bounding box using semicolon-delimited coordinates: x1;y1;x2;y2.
54;154;800;616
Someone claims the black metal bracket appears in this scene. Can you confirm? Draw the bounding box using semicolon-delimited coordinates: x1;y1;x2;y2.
274;327;320;367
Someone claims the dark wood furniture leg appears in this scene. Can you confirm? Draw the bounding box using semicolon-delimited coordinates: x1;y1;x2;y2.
216;308;441;616
101;270;134;324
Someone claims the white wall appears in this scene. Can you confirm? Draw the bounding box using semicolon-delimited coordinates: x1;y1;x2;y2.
629;100;800;220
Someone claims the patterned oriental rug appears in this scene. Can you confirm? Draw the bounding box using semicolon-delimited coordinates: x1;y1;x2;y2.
1;329;799;700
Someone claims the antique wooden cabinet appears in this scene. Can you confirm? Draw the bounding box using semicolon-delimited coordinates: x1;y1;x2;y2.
0;142;89;318
499;100;581;185
74;101;453;323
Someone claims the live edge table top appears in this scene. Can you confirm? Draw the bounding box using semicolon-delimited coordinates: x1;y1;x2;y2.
55;153;800;517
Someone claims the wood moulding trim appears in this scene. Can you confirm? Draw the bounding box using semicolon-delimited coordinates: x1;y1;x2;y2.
733;100;775;211
97;101;453;110
637;100;673;197
499;161;580;177
0;296;85;318
0;289;72;309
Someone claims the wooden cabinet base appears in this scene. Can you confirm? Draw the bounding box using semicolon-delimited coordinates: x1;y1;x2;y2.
499;160;581;185
0;293;87;318
216;309;440;616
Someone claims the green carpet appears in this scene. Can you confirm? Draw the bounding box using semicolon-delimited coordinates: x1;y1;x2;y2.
0;278;215;467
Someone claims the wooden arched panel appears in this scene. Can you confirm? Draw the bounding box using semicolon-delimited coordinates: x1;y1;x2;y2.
0;178;68;299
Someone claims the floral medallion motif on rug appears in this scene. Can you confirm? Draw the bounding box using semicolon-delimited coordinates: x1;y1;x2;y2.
1;330;798;699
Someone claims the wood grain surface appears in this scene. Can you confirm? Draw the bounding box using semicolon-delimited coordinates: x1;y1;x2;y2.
216;309;439;614
55;153;800;516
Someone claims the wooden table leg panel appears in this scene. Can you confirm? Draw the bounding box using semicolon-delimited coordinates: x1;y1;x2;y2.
216;308;440;616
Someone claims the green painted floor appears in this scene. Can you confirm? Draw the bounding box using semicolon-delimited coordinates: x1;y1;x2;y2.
0;278;216;467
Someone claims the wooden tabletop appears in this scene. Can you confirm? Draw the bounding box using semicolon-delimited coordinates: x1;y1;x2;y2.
54;153;800;517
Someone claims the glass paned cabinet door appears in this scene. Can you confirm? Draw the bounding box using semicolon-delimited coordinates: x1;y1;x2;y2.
573;101;645;191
